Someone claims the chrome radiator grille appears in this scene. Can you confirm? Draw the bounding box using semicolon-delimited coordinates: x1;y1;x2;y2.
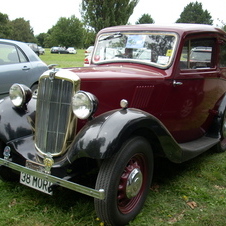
35;75;78;156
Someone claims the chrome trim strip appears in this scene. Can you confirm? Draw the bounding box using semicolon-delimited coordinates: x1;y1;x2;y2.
0;158;105;200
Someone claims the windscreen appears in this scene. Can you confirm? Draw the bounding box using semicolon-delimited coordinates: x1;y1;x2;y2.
93;31;178;68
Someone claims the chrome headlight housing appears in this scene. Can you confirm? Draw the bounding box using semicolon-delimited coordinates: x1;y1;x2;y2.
72;91;98;120
9;83;32;108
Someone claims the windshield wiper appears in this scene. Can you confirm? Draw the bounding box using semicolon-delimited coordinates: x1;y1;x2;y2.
99;32;123;41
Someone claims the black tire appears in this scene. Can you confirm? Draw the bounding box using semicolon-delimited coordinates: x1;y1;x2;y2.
94;136;153;226
216;109;226;152
31;84;38;98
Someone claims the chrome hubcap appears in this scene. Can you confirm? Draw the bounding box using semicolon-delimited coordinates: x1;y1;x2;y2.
126;168;143;199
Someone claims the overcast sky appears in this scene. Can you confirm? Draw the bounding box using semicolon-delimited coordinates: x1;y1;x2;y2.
1;0;225;35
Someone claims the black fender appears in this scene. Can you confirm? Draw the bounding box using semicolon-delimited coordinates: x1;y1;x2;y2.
67;108;182;163
207;93;226;138
0;97;35;143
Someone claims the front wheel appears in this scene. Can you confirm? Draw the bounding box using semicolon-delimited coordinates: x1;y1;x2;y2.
94;136;153;226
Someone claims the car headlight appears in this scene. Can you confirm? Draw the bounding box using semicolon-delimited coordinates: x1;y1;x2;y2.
9;83;32;108
72;91;98;120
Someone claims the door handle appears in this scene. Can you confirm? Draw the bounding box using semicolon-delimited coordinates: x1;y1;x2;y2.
173;80;183;87
22;66;30;71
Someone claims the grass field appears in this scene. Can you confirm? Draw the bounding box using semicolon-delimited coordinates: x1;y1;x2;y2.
1;51;226;225
39;48;85;68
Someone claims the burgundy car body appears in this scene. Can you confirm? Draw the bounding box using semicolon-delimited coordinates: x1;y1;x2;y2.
1;24;226;225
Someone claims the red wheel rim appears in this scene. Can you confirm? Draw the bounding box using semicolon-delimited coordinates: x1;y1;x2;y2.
117;153;148;214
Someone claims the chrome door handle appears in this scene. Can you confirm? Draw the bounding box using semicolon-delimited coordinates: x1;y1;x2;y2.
173;80;183;87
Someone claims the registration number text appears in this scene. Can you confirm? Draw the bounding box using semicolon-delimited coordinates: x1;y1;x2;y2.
20;172;53;195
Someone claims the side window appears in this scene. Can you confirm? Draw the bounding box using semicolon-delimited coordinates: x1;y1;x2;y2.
180;38;215;69
220;40;226;67
0;43;28;65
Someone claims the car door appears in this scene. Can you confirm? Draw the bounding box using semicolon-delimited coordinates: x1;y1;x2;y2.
0;42;31;97
161;36;222;143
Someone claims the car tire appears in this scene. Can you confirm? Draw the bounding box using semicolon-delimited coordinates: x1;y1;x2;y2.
94;136;153;226
31;84;38;98
216;109;226;152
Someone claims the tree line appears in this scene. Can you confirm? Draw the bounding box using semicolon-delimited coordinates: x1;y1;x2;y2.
0;1;225;49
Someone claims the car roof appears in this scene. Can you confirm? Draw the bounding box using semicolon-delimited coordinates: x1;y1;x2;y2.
98;23;226;37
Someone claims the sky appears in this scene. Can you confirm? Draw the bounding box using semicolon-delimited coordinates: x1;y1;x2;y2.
1;0;225;35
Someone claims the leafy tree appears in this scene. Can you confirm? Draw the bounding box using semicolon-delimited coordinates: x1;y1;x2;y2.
36;33;48;47
81;0;139;33
176;1;213;25
218;19;226;32
83;28;96;48
136;13;154;24
9;18;36;42
47;16;84;48
0;12;12;38
223;25;226;32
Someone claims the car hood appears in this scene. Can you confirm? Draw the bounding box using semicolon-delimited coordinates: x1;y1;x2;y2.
68;63;167;81
67;63;168;118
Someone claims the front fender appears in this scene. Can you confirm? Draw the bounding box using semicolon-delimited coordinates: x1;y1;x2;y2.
0;97;36;143
67;108;181;162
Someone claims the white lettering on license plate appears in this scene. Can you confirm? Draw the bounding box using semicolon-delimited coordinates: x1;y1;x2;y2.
20;172;53;195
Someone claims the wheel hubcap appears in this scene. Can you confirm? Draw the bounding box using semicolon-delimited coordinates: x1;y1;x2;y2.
117;154;147;213
126;168;143;199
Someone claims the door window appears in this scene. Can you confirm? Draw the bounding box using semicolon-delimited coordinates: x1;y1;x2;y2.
180;38;215;69
0;43;28;65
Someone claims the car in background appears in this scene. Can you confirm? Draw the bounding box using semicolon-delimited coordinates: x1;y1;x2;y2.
84;51;92;66
26;43;40;56
0;39;48;98
190;46;212;68
85;45;94;56
67;47;77;54
50;47;69;54
38;46;45;55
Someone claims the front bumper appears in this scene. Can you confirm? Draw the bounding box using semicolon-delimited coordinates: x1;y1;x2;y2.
0;157;105;200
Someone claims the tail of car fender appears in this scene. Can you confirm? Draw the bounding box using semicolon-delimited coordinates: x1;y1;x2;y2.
66;108;182;163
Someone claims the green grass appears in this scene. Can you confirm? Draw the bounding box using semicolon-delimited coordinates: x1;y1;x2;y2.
1;149;226;225
1;51;226;225
39;49;85;68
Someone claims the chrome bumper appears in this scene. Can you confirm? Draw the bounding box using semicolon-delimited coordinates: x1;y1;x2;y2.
0;158;105;200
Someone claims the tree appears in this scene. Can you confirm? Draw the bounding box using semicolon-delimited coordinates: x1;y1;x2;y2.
136;14;154;24
83;28;96;48
36;33;49;47
0;12;12;38
81;0;139;33
47;16;84;48
176;1;213;25
9;18;36;42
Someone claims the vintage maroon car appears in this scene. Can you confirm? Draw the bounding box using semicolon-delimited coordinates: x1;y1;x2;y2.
0;24;226;225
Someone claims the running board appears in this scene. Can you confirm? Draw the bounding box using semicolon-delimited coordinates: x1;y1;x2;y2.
179;136;219;162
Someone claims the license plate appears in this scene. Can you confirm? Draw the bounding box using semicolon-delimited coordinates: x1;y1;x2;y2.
20;172;53;195
20;160;53;195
